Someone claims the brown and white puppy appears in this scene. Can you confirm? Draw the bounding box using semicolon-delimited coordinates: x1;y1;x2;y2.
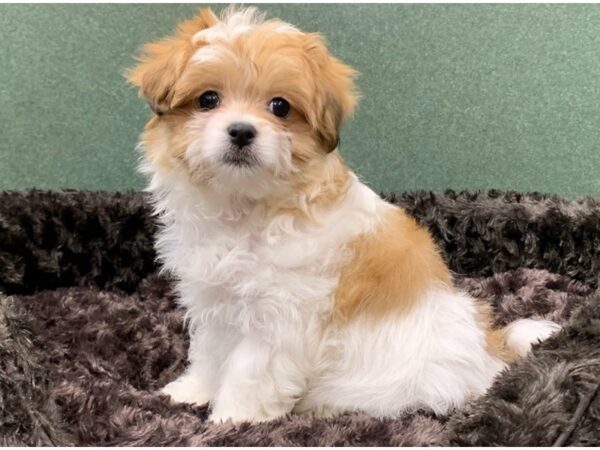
128;7;559;423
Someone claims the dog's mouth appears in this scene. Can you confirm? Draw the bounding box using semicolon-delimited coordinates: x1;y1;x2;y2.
222;146;259;169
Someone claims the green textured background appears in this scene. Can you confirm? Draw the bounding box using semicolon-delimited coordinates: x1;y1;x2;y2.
2;4;600;196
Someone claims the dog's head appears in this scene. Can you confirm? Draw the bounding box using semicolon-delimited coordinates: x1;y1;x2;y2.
128;7;357;199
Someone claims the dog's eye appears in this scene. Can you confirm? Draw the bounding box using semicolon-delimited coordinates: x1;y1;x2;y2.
197;91;220;111
268;97;290;118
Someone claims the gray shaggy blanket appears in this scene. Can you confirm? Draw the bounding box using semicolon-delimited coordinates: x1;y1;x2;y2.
0;190;599;446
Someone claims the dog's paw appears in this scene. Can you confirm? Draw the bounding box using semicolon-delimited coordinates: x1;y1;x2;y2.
207;410;272;424
208;402;284;424
160;374;212;406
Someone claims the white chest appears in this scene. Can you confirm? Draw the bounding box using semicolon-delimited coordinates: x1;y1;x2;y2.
151;174;385;328
159;216;343;309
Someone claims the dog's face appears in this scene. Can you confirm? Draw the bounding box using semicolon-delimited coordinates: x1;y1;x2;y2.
128;8;357;199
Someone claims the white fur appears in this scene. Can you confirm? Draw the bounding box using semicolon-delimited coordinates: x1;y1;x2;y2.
149;167;384;422
145;161;560;423
192;7;265;45
296;289;507;417
192;45;224;65
139;7;561;424
504;318;562;357
184;108;295;199
192;7;298;47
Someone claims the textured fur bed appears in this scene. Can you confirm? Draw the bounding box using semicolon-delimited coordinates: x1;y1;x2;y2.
1;190;599;446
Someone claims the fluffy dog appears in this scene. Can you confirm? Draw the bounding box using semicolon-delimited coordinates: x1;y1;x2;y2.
128;7;559;423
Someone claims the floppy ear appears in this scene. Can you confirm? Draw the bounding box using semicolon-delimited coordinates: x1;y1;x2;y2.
304;33;358;153
126;8;218;115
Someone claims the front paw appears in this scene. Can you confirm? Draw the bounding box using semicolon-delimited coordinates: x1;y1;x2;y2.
160;373;212;406
208;402;285;424
207;411;273;424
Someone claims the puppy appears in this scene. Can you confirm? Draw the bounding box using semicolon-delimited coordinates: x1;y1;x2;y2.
128;7;560;423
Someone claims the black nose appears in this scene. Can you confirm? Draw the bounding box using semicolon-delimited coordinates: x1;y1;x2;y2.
228;122;256;148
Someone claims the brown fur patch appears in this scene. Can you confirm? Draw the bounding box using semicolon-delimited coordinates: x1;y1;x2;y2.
138;106;200;175
475;301;518;363
126;8;218;113
333;207;452;322
262;153;351;222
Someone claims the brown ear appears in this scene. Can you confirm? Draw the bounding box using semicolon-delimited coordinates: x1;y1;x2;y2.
126;8;218;115
304;33;358;153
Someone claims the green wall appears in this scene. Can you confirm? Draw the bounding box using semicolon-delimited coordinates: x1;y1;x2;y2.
2;4;600;197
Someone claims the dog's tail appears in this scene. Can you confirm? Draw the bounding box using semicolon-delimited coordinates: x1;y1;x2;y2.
503;318;562;357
